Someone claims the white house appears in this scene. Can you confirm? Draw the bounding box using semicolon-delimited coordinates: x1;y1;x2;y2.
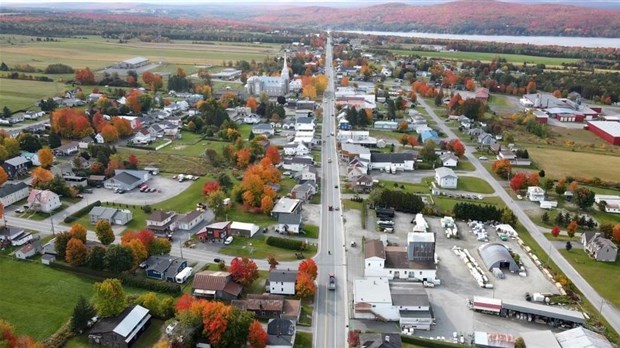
252;124;275;137
294;165;317;184
0;182;30;207
268;270;297;295
146;211;177;234
369;153;416;172
527;186;546;202
294;116;315;131
27;189;61;213
283;143;309;157
440;153;459;168
435;167;458;189
281;157;314;172
132;129;154;145
176;210;206;231
243;114;261;124
364;237;438;283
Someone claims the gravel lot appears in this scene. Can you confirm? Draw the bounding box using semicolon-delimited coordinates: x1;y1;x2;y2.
345;208;562;338
110;175;193;205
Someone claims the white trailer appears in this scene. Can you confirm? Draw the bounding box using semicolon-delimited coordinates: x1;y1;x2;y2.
175;267;193;284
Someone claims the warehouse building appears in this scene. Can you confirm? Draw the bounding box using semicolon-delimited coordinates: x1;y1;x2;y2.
586;121;620;145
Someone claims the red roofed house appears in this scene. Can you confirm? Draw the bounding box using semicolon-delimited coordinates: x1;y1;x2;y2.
475;88;490;103
192;271;243;301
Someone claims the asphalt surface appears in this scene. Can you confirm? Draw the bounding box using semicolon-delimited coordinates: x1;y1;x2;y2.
312;33;349;348
417;98;620;333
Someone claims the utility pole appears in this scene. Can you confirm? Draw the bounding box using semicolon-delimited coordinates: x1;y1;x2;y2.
179;239;183;259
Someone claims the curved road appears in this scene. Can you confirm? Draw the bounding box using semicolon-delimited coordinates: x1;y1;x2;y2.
417;98;620;333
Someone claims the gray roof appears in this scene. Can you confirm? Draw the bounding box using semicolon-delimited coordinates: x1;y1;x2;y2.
272;198;301;214
0;182;28;197
521;331;561;348
292;182;314;194
295;116;314;124
440;153;458;162
89;206;117;221
370;152;416;163
555;327;612;348
178;210;204;224
112;171;141;185
113;305;150;338
389;283;430;307
435;167;457;179
4;156;31;167
502;299;585;324
122;56;149;65
477;243;520;272
359;333;403;348
267;319;295;346
252;124;273;130
269;270;298;283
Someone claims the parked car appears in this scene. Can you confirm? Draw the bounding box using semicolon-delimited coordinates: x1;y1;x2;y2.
15;208;24;213
224;236;234;245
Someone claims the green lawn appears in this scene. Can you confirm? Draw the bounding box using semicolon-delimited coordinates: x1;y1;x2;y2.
224;205;278;228
71;202;149;232
0;78;67;111
19;203;68;221
389;48;578;66
238;124;253;139
456;160;476;171
299;303;313;327
342;199;364;212
219;235;316;261
247;270;269;295
294;332;313;348
117;147;212;176
302;224;319;239
559;249;620;308
456;176;495;194
158;138;232;158
380;179;431;194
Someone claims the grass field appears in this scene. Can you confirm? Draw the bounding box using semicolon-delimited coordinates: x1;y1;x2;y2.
117;147;212;176
559;249;620;308
0;78;67;111
294;332;313;348
456;176;495;194
219;235;316;261
389;48;579;66
0;35;281;71
528;147;620;182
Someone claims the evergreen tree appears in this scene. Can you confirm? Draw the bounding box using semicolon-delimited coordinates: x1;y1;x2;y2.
2;106;11;119
541;212;549;224
70;296;97;333
49;132;61;149
0;62;8;71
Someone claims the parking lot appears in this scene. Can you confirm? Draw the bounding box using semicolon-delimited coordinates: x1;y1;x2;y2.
345;207;562;338
109;175;193;205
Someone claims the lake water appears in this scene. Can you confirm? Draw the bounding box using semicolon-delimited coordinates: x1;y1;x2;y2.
343;30;620;48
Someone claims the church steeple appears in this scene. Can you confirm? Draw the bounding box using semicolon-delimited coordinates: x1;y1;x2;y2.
281;51;289;81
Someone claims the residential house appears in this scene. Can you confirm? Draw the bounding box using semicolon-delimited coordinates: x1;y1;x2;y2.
267;270;298;296
594;195;620;214
352;174;374;193
478;133;496;147
78;136;94;149
349;156;370;173
148;124;164;137
527;186;546;202
358;333;403;348
271;198;303;233
294;116;315;131
497;150;516;161
353;278;434;330
230;221;259;238
420;130;440;144
132;129;154;145
232;294;301;322
363;235;438;283
0;226;26;243
23;111;45;120
435;167;458;189
89;206;133;226
283;143;310;157
267;319;296;348
374;121;399;130
192;271;243;300
27;189;61;213
196;221;231;241
370;153;417;172
290;182;316;202
337;130;380;147
347;166;366;182
2;156;32;179
53;142;79;156
146;211;177;234
0;182;29;207
176;210;206;231
252;124;275;137
440;153;459;168
88;305;151;348
294;165;317;184
243;114;261;124
143;255;188;281
15;240;42;260
582;232;618;262
475;87;490;103
340;143;371;162
104;170;150;191
281;157;314;173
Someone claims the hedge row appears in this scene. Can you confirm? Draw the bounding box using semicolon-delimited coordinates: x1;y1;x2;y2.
49;260;112;281
266;236;305;251
64;200;102;223
401;335;463;348
125;144;157;151
120;274;182;295
41;320;74;348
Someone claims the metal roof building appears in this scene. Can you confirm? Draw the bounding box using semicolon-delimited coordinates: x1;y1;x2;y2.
501;299;585;325
555;327;613;348
477;243;520;273
521;331;561;348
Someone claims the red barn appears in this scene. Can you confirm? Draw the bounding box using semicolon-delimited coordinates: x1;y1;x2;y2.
587;121;620;145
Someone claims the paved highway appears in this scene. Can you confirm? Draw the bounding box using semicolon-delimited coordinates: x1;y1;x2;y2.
417;98;620;332
312;33;349;348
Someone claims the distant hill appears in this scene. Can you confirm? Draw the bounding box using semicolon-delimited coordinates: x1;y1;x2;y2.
249;0;620;38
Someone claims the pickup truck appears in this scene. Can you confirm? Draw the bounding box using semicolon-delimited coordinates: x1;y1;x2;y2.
328;273;336;291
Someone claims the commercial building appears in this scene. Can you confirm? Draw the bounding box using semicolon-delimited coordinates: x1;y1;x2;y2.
587;121;620;145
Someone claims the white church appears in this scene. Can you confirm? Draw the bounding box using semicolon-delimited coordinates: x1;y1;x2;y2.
246;53;290;97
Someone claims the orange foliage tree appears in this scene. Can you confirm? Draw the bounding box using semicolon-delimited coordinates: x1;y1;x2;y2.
298;258;318;280
236;148;251;168
74;67;95;85
100;124;119;143
260;195;274;214
65;238;88;266
202;181;221;197
51;108;94;139
37;148;54;169
229;257;259;287
264;146;281;165
112;117;134;137
31;167;54;188
447;139;465;157
613;224;620;242
246;97;258;112
70;223;87;243
125;91;142;113
202;301;233;345
0;167;7;186
295;271;317;298
340;76;349;87
248;320;268;348
492;159;512;180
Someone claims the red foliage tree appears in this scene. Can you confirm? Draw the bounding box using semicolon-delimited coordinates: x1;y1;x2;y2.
229;257;259;287
246;97;258;112
127;154;139;169
92;111;107;132
528;172;540;187
201;301;232;345
125;91;142;113
248;320;268;348
407;136;418;147
75;67;95;85
175;293;194;313
551;226;561;238
51;108;94;139
298;258;318;280
202;181;221;197
509;172;528;191
567;220;578;238
236;148;251;168
448;93;462;111
447;139;465;157
265;146;281;165
613;224;620;242
295;271;317;298
121;229;155;251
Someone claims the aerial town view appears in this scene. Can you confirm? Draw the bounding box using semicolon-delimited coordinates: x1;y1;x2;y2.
0;0;620;347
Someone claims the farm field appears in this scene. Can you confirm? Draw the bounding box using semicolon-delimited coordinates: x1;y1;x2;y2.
559;249;620;308
389;48;579;66
116;147;212;176
528;147;620;182
0;78;67;111
0;35;281;71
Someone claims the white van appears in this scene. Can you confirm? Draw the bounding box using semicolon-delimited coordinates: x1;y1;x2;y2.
175;267;193;284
